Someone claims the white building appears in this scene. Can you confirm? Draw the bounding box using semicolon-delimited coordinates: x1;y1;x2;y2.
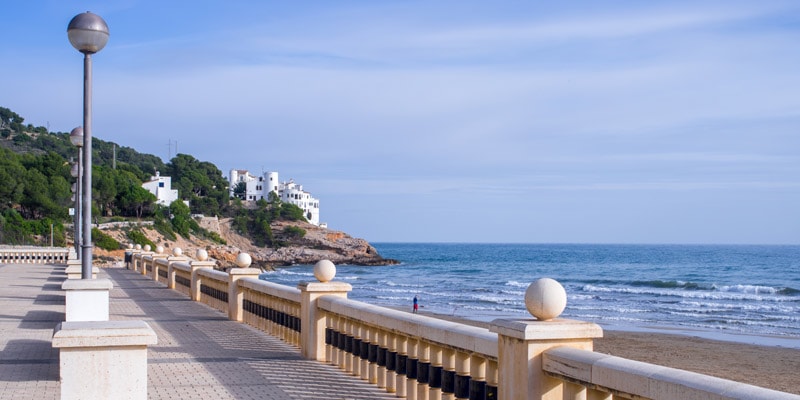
229;169;321;226
142;171;180;206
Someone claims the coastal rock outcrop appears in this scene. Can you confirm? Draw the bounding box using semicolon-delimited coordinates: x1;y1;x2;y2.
209;219;398;269
94;218;399;270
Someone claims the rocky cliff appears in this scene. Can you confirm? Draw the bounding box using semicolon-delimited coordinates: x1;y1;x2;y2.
210;219;399;269
96;218;399;270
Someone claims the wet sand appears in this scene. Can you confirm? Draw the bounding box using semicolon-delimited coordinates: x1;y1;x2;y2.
409;310;800;394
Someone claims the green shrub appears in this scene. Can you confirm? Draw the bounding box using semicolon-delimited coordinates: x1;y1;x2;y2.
92;228;120;251
284;225;306;238
126;229;156;249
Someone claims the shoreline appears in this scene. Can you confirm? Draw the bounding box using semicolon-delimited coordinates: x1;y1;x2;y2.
405;308;800;394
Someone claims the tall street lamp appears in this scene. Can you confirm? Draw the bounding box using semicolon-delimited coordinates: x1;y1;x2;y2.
68;11;109;279
69;127;83;258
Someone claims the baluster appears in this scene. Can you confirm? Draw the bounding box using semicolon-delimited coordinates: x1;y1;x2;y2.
442;348;456;400
337;318;348;370
417;341;431;400
325;314;336;365
395;336;408;398
563;381;588;400
359;324;371;381
352;323;363;378
485;360;497;400
469;356;486;400
406;338;419;400
377;329;387;389
291;304;301;347
429;345;444;400
368;327;379;384
344;319;355;373
587;388;611;400
283;300;291;342
385;333;397;394
454;351;470;400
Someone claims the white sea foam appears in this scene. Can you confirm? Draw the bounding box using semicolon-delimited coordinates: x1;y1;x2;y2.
714;284;779;294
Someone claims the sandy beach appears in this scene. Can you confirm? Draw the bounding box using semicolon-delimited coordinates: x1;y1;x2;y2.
410;310;800;395
595;330;800;395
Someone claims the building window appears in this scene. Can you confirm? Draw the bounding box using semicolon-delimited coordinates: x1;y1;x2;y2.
158;182;164;188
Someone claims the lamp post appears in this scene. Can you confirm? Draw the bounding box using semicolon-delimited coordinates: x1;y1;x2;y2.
68;11;109;279
69;127;83;258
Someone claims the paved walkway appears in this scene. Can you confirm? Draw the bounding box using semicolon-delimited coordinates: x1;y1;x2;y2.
0;263;397;400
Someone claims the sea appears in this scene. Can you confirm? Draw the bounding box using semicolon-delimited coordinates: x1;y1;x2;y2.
259;243;800;348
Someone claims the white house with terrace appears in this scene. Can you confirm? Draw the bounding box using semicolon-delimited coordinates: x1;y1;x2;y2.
229;169;321;226
142;171;179;206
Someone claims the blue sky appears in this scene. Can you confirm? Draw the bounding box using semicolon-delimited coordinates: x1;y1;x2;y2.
1;1;799;244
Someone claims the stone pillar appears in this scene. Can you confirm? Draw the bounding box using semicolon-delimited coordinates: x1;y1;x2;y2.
489;278;602;400
52;320;157;400
149;246;168;281
228;253;261;322
65;259;99;279
164;248;189;287
139;250;154;276
63;278;113;321
189;259;216;301
298;260;353;361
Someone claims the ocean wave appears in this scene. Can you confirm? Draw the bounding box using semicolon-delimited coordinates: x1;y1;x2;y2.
382;280;419;288
580;284;793;302
676;301;796;313
630;280;710;290
714;284;784;295
778;287;800;296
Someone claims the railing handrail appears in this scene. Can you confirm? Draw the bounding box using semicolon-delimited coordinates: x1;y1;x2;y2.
196;267;228;282
0;246;71;264
319;295;498;358
543;346;799;400
239;277;301;303
171;261;192;273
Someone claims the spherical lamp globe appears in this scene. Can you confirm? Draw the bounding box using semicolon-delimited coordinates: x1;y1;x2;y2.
69;127;83;147
524;278;567;321
67;12;109;54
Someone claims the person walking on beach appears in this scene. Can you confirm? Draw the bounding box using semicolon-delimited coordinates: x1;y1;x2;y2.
413;295;419;313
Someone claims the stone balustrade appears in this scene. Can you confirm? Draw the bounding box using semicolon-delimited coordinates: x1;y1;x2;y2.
195;268;229;312
123;250;798;400
240;277;302;346
0;246;70;264
318;295;499;399
543;346;798;400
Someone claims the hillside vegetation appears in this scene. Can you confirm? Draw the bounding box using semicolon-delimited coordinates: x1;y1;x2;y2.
0;106;397;267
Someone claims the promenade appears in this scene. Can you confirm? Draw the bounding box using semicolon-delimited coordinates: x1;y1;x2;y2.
0;262;397;400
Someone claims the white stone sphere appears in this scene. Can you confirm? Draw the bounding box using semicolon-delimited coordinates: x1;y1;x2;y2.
235;253;252;268
135;244;142;250
195;249;209;261
127;243;133;249
143;244;151;252
156;245;164;254
173;247;183;257
314;260;336;283
524;278;567;321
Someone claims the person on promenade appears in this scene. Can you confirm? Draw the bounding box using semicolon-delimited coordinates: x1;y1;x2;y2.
413;295;419;313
